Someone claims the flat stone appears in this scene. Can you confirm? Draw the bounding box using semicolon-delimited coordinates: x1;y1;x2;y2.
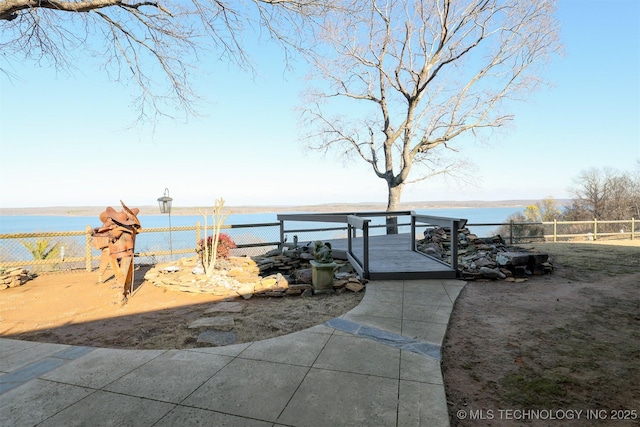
333;279;348;289
259;277;277;288
204;302;244;314
345;282;364;292
188;316;235;330
496;252;548;267
10;268;27;276
236;283;255;299
289;284;313;291
474;257;495;268
197;330;237;345
479;266;506;279
263;291;286;297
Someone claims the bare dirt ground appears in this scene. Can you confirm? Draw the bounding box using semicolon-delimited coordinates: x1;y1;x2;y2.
2;240;638;427
0;268;363;349
443;240;640;426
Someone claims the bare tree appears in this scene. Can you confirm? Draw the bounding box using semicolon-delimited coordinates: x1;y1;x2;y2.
0;0;333;121
631;160;640;218
567;166;640;223
300;0;561;232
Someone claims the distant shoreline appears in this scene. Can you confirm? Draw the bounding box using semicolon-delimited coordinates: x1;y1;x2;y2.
0;199;569;217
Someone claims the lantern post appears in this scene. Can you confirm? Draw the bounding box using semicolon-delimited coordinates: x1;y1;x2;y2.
157;188;173;261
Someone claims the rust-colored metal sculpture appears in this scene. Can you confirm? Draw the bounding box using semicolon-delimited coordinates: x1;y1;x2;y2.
91;201;141;302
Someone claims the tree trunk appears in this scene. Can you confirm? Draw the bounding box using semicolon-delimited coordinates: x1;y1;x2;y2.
385;183;404;234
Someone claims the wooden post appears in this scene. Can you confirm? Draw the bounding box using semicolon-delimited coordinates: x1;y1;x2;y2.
593;218;598;240
85;225;93;272
632;218;635;240
279;218;285;250
509;220;514;245
553;219;557;242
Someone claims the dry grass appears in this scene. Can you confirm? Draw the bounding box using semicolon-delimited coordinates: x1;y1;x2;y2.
443;241;640;426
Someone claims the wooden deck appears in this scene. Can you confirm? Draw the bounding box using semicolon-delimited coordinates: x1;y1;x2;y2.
323;233;457;280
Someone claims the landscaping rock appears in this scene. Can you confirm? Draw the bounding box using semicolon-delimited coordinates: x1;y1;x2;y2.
0;267;35;290
345;282;365;292
143;250;366;298
188;316;235;330
204;302;244;314
479;267;506;279
197;330;237;346
417;226;553;281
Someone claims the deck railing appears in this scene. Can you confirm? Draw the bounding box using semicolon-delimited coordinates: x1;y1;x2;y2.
410;214;468;272
278;211;466;278
277;213;375;278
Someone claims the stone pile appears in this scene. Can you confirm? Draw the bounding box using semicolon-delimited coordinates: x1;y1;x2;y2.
417;226;554;281
0;267;35;290
143;249;366;299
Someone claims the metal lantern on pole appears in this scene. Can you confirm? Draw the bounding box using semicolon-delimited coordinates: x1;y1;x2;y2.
157;188;173;261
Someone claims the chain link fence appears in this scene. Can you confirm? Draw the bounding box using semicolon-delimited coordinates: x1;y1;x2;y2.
0;222;283;273
0;230;91;273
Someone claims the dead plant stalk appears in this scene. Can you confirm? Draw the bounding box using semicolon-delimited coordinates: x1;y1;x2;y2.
200;198;229;278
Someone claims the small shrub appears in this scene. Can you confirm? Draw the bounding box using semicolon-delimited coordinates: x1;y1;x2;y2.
22;238;60;260
21;238;61;271
197;233;237;265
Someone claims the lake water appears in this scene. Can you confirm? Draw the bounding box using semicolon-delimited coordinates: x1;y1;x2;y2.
0;207;523;234
0;207;526;265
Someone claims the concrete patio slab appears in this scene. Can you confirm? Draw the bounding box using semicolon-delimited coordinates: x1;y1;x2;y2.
402;319;449;346
0;342;70;372
312;334;401;378
398;379;450;426
239;330;331;367
38;390;175;427
40;347;165;389
181;358;309;422
277;368;399;426
104;350;234;402
154;406;272;427
342;312;403;334
0;379;95;426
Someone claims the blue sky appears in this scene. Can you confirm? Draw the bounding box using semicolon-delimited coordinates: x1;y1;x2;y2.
1;0;638;209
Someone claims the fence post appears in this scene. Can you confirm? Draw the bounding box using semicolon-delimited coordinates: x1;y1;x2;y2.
279;218;285;250
593;218;598;241
553;219;557;242
632;218;635;240
411;215;416;250
509;220;514;245
85;225;92;272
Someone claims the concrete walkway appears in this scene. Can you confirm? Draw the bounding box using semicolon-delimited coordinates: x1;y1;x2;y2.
0;279;465;426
